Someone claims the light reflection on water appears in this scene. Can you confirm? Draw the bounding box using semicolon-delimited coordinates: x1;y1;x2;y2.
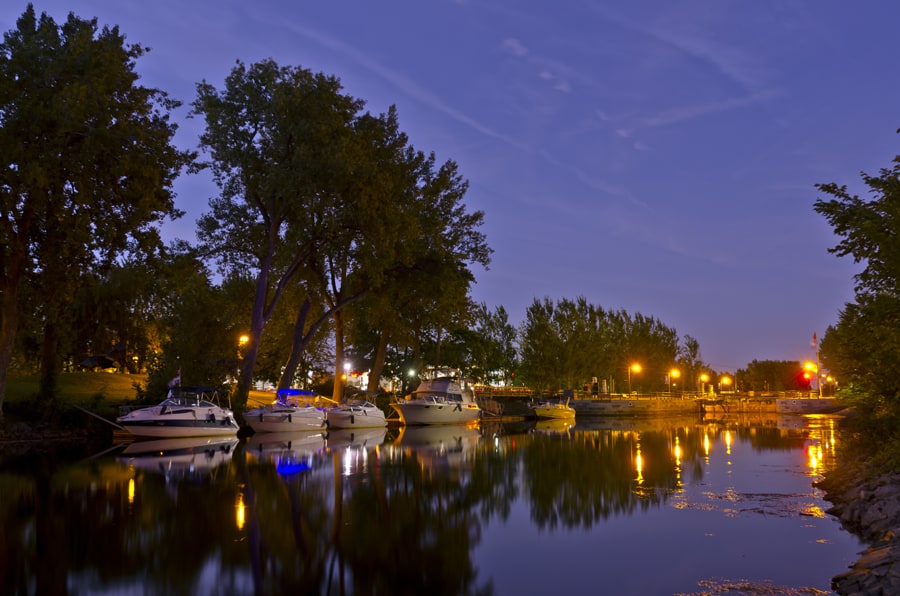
0;414;862;595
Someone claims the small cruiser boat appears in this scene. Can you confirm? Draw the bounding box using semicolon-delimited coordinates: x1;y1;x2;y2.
117;386;239;438
530;398;576;420
392;373;481;425
243;388;326;433
326;400;387;429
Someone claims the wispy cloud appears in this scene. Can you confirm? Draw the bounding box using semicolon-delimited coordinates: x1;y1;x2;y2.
279;20;516;146
641;89;782;128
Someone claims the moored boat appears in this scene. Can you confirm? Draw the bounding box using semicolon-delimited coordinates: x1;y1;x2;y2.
243;389;326;433
530;398;576;420
116;386;239;438
326;400;387;429
391;373;481;425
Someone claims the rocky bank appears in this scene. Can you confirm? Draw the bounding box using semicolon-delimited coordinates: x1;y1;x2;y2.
816;456;900;595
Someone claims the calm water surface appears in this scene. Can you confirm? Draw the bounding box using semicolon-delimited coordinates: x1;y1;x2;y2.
1;413;862;595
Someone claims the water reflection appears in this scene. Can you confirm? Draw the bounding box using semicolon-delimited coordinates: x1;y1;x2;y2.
117;436;239;479
0;414;856;595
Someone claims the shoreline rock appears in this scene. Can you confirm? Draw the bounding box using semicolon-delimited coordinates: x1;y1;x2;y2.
816;455;900;594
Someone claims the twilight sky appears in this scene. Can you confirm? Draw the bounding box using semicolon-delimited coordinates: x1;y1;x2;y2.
5;1;895;372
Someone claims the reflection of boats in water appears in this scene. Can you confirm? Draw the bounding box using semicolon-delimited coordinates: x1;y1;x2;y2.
530;399;576;420
117;386;240;438
533;419;574;434
391;373;481;425
245;430;326;476
117;436;238;476
393;425;481;474
325;427;387;450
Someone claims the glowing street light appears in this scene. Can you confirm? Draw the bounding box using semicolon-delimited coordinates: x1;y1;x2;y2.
668;368;680;394
628;363;642;394
803;361;820;396
720;375;732;393
699;373;710;395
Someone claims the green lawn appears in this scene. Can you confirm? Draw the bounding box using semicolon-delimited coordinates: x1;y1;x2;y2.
6;371;146;405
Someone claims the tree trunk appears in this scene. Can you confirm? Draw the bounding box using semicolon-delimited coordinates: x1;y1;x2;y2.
0;222;30;420
278;299;312;391
331;310;346;403
39;320;60;423
0;287;19;420
367;328;390;396
236;257;275;410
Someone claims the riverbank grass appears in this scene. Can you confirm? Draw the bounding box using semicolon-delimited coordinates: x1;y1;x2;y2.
5;371;146;405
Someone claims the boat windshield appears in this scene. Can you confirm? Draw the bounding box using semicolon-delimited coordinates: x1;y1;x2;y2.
162;395;217;408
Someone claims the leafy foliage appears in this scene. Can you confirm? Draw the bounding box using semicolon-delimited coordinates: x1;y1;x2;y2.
0;5;191;416
517;296;681;393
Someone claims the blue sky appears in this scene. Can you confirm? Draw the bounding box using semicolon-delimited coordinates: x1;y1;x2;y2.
5;1;895;372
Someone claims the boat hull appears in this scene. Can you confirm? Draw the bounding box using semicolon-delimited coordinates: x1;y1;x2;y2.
118;408;239;438
243;407;325;433
531;404;576;420
326;404;387;429
391;401;481;425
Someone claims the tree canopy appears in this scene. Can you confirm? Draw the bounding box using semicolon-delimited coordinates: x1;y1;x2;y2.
0;5;191;416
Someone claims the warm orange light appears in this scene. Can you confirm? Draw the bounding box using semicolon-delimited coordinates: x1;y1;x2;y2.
239;335;249;346
631;363;642;373
721;376;732;386
669;369;680;379
236;492;246;530
700;373;709;383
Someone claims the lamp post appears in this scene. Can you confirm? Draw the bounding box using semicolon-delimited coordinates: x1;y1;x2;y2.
628;363;642;395
668;368;680;395
720;375;732;394
699;373;709;395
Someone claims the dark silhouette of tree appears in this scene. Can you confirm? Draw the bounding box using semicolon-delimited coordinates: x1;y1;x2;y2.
0;5;192;417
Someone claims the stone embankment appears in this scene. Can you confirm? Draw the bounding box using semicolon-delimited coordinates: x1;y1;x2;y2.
816;456;900;594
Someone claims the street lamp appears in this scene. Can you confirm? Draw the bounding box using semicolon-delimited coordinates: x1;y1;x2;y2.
668;368;680;394
720;375;732;394
628;363;642;395
699;373;710;395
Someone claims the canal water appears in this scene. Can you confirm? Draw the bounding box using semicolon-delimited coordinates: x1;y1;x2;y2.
1;413;862;595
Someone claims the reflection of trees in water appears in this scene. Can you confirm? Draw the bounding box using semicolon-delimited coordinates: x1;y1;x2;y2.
329;440;512;596
523;429;674;530
238;449;334;594
0;415;841;594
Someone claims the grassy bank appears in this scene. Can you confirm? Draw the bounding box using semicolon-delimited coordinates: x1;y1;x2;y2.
5;371;146;405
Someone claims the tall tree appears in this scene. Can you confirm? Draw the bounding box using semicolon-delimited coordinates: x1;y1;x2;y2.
192;59;363;409
0;5;191;417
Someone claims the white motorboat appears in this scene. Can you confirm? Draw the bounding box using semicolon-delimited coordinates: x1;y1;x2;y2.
116;386;239;438
326;400;387;429
243;389;326;433
392;374;482;425
530;398;576;420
